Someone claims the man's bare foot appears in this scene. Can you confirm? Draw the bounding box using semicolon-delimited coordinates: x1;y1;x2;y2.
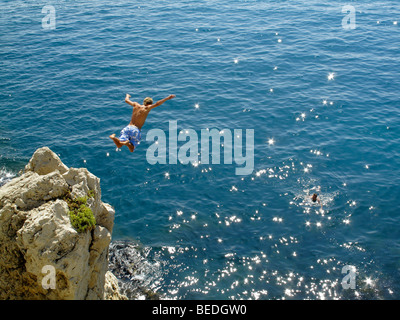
109;134;123;148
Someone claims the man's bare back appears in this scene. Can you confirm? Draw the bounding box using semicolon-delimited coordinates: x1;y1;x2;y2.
109;93;176;152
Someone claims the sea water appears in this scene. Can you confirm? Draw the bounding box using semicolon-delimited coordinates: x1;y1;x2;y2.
1;0;400;299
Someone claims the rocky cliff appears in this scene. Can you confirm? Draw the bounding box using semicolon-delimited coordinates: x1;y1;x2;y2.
0;147;126;300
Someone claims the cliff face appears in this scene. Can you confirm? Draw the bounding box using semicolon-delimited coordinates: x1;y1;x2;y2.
0;147;125;300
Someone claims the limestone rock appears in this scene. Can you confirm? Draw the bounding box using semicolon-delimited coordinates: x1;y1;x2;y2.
24;147;68;176
104;271;128;300
0;170;69;211
0;147;125;300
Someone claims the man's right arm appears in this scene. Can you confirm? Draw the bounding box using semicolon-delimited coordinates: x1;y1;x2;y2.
125;94;141;108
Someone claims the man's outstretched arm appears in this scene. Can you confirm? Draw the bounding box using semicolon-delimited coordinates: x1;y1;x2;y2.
125;94;141;108
146;95;176;111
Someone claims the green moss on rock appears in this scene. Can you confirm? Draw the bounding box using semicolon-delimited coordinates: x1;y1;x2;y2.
63;192;96;233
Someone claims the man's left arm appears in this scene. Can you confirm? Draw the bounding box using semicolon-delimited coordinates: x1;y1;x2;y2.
146;94;176;110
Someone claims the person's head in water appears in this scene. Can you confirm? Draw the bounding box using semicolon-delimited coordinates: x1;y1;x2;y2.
312;193;318;202
143;97;153;106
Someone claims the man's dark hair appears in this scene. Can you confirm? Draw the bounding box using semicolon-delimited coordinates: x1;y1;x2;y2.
312;194;318;202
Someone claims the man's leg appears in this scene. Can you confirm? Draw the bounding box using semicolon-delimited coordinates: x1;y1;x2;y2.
120;140;134;152
109;134;135;152
109;134;124;148
126;142;135;153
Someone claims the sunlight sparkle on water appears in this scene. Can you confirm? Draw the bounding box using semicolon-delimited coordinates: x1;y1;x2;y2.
365;277;374;287
328;73;335;80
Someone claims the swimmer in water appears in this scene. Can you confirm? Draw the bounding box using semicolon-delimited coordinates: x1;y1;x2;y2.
109;93;176;152
310;193;323;210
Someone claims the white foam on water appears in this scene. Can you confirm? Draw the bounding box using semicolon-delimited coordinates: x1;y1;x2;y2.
0;167;16;187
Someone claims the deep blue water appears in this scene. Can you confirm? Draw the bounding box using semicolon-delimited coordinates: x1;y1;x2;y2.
1;0;400;299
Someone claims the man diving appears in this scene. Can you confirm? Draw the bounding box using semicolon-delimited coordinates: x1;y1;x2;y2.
109;93;176;152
